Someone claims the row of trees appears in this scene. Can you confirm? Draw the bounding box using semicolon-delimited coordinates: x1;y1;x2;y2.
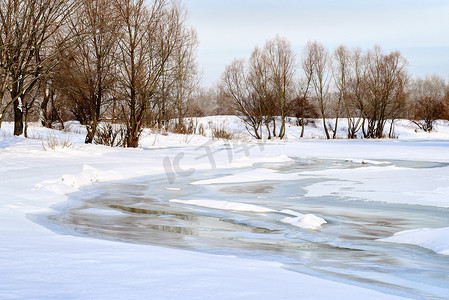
0;0;199;147
219;36;449;139
1;1;448;145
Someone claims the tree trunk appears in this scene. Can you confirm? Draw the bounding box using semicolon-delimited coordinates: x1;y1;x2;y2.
13;98;24;136
85;123;96;144
333;117;339;139
126;119;140;148
361;118;367;138
322;116;330;139
265;122;271;139
389;119;395;138
24;107;29;138
127;132;139;148
40;91;50;127
279;116;286;139
300;101;305;138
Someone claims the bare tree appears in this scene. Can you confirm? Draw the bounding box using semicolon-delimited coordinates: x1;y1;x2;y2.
113;0;185;147
174;32;199;125
331;45;351;139
38;75;65;128
151;1;192;129
220;58;263;139
220;36;296;140
264;36;296;139
114;0;153;147
247;46;274;139
0;0;77;135
189;87;229;117
411;75;447;132
344;48;366;139
299;48;315;137
289;95;319;127
59;0;119;143
166;12;199;127
0;59;10;127
363;46;408;138
305;41;331;139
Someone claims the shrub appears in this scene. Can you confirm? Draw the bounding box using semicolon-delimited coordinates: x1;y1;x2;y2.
42;133;73;150
94;123;126;147
169;118;206;136
211;123;234;140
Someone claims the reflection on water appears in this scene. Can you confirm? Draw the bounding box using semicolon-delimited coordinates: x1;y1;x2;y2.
109;204;194;220
40;158;449;300
220;184;274;194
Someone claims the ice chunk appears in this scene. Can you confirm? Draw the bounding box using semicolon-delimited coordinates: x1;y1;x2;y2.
281;214;327;230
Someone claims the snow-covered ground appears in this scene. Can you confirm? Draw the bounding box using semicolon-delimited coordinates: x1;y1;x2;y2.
1;117;449;299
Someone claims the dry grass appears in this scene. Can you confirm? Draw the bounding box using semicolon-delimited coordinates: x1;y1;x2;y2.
62;122;85;135
42;133;73;151
211;123;234;140
166;118;206;137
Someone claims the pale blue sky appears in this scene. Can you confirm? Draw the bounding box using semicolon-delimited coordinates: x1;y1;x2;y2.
182;0;449;87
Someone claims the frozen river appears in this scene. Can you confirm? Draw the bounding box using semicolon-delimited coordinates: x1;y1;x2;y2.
41;158;449;299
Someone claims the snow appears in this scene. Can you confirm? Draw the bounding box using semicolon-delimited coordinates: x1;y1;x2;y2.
2;117;449;299
280;209;327;230
301;165;449;208
17;97;23;112
170;199;327;229
191;167;300;185
281;214;327;230
380;227;449;256
61;164;100;188
80;207;127;216
170;199;277;213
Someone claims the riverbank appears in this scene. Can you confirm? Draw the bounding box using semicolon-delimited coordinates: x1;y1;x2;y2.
1;118;448;299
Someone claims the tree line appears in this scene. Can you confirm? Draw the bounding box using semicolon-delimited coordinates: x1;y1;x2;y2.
0;0;199;147
219;37;449;139
1;1;448;146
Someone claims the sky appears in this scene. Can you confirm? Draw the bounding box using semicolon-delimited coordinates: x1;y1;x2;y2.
182;0;449;87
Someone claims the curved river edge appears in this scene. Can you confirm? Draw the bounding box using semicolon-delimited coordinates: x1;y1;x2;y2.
31;158;449;299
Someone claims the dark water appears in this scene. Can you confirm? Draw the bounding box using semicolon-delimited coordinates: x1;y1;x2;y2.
38;158;449;299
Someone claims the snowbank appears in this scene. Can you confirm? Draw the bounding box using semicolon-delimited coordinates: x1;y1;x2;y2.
380;227;449;256
2;117;448;299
